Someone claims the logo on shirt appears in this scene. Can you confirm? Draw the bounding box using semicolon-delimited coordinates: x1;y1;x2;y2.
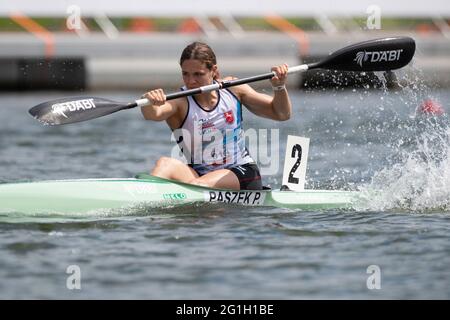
224;110;234;124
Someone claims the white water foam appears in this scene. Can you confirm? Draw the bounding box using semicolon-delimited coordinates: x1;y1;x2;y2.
360;114;450;212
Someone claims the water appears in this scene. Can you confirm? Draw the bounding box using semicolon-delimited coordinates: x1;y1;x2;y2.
1;87;450;299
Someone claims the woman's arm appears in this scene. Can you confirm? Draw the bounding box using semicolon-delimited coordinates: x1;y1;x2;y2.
230;64;292;121
140;88;179;121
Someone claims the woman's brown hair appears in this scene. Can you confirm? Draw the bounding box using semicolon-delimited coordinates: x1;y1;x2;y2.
180;42;218;78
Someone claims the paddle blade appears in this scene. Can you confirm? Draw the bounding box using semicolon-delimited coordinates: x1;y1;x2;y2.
29;97;128;125
310;37;416;72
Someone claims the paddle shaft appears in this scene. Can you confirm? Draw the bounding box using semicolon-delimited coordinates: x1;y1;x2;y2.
131;64;308;108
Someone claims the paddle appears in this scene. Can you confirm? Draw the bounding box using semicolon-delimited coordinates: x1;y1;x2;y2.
30;36;415;125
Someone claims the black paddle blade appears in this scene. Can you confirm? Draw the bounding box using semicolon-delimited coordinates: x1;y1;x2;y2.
29;97;129;125
310;37;416;72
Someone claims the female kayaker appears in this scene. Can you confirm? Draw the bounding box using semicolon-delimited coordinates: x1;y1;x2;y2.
141;41;291;190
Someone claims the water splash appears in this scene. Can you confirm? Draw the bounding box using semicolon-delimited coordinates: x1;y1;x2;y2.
360;113;450;212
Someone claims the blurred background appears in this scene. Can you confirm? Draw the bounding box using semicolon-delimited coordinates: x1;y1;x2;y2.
1;0;450;91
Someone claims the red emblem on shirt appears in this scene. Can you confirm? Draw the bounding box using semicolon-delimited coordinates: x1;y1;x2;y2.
224;111;234;124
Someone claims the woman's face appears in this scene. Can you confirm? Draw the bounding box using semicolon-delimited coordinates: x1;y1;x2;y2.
181;59;217;89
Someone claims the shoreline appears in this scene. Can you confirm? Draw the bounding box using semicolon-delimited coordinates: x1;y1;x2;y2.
0;31;449;90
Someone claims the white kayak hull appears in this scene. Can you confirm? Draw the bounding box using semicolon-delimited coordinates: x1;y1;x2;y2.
0;174;362;215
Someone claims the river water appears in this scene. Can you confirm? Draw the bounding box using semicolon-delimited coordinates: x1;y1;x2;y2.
1;83;450;299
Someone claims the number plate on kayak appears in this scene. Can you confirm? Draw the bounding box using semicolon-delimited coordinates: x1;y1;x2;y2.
204;191;266;205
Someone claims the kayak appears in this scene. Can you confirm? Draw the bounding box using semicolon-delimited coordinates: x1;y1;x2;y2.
0;174;362;215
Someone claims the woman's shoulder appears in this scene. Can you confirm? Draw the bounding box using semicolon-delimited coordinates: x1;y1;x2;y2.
166;96;189;129
170;95;188;107
221;76;237;81
220;76;248;99
166;95;189;119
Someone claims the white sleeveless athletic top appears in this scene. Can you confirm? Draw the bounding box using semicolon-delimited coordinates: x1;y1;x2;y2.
172;85;255;175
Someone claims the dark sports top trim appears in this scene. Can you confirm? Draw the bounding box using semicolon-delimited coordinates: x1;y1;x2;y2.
224;88;241;104
225;87;243;121
172;87;190;130
192;81;221;113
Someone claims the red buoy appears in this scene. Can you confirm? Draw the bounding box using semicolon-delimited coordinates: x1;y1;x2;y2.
418;99;445;116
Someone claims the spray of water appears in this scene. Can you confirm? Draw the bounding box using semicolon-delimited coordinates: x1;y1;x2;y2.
360;106;450;212
299;63;449;212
